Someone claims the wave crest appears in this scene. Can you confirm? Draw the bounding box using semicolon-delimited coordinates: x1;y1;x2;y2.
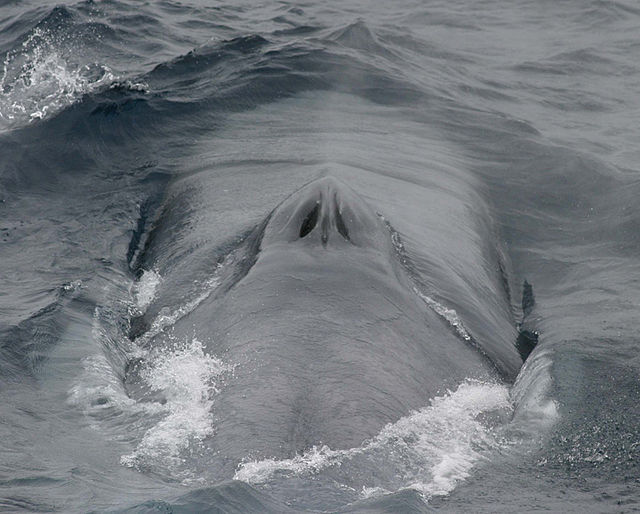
0;10;140;130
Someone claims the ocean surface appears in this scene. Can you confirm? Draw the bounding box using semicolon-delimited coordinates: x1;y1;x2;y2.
1;0;639;512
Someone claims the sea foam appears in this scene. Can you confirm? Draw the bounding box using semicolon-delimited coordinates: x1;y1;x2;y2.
235;380;512;500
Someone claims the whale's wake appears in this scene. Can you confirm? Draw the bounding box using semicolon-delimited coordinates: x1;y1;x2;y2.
235;380;512;500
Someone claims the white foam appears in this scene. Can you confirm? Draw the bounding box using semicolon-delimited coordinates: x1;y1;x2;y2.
235;380;512;500
68;339;231;476
360;486;391;499
234;445;349;483
69;268;229;480
0;27;140;128
132;269;162;312
120;338;232;473
413;288;472;342
136;274;221;345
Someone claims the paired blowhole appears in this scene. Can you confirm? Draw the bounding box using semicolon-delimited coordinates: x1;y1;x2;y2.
298;198;350;243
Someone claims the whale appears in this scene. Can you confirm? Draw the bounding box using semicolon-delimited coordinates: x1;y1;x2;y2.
124;173;525;477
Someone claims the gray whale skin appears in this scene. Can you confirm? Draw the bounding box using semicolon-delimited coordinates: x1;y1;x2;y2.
128;176;522;474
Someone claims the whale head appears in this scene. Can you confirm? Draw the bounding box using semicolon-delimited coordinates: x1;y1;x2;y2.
125;175;500;469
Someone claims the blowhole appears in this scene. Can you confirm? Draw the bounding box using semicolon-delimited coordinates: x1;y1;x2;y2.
299;202;320;238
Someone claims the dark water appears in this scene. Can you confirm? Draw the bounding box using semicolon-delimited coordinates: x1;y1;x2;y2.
1;0;639;512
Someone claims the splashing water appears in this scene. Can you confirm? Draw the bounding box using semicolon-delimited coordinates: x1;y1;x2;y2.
0;27;116;127
69;267;230;481
135;273;222;346
132;269;162;313
413;287;473;342
235;380;512;500
120;338;232;475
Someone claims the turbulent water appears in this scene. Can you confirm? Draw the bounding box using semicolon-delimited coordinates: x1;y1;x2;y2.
1;0;639;512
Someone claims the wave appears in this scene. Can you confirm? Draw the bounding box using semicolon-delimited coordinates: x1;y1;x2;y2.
0;5;142;131
0;14;431;135
119;337;232;478
235;380;512;501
